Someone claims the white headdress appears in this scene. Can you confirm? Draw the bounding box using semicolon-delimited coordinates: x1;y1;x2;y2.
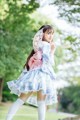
33;29;43;51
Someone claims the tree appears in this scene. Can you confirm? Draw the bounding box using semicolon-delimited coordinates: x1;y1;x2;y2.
0;0;39;102
49;0;80;27
0;0;39;77
59;85;80;114
0;78;4;102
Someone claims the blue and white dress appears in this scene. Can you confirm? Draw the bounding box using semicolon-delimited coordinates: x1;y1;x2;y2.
7;41;58;105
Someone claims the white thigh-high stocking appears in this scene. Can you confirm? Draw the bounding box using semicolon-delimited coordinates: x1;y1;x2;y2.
6;98;24;120
37;101;46;120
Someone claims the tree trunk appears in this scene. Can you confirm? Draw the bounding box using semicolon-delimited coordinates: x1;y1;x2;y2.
0;78;4;103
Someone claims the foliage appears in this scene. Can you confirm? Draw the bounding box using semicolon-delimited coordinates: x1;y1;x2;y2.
0;0;39;80
58;85;80;114
51;0;80;26
0;0;39;101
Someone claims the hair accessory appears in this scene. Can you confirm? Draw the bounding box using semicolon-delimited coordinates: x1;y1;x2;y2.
33;29;43;51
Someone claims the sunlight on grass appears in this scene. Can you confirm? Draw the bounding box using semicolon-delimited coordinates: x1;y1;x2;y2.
0;104;67;120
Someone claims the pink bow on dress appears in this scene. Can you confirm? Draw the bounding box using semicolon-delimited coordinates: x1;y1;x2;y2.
28;50;42;69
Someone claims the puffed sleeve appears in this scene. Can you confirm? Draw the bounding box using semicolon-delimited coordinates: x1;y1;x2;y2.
39;42;50;63
40;42;50;53
50;53;55;65
50;45;56;65
41;41;55;65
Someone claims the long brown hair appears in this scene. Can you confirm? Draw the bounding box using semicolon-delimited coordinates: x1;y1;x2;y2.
24;49;35;70
24;25;53;70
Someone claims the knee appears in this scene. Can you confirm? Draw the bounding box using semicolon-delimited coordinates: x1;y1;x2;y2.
37;91;46;101
37;97;45;101
19;92;33;102
19;93;27;101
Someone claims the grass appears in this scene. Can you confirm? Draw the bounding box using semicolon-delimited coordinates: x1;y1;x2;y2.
0;103;68;120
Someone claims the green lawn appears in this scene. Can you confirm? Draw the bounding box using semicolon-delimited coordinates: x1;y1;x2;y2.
0;103;67;120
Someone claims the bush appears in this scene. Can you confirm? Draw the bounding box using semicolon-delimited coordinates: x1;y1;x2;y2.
2;83;17;102
58;85;80;114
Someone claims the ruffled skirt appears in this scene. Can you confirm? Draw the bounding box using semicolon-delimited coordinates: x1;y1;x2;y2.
7;68;58;105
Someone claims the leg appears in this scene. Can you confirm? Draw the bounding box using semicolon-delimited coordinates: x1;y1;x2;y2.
37;90;46;101
37;90;46;120
6;92;33;120
19;92;33;102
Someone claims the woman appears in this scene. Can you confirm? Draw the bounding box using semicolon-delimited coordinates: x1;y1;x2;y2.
6;25;58;120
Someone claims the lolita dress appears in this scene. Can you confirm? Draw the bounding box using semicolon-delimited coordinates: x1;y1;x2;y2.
7;29;58;105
